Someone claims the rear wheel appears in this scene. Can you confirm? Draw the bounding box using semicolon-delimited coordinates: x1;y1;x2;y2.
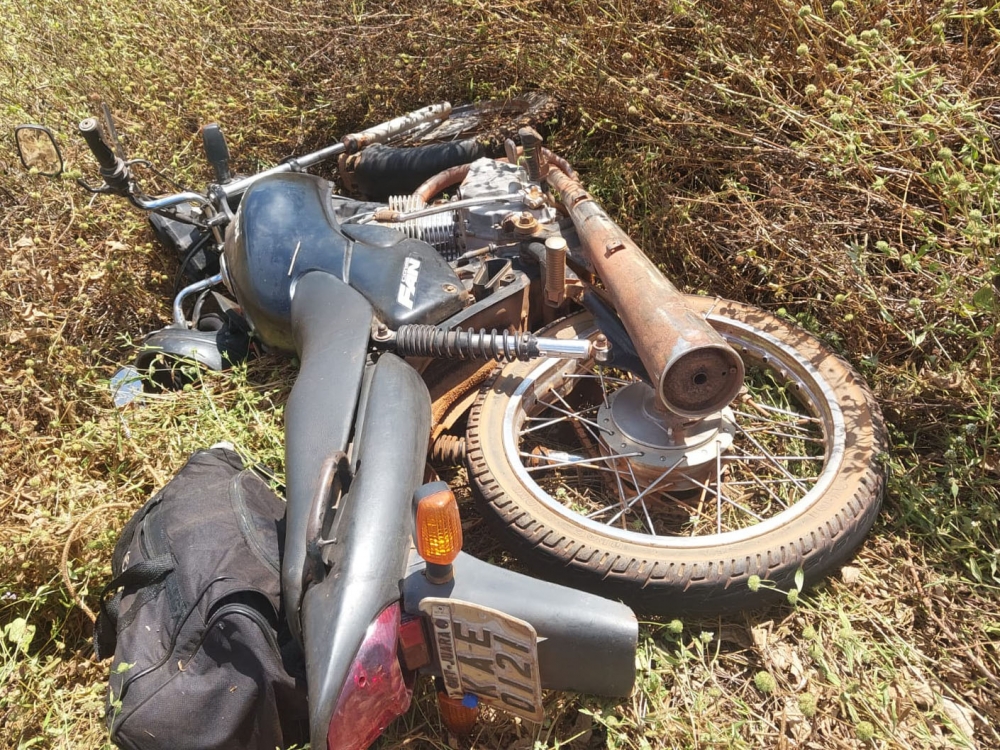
466;298;886;615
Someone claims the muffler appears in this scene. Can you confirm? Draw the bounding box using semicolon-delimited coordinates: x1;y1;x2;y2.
546;168;744;418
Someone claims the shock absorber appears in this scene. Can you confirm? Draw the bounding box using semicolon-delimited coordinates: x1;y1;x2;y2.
391;325;607;364
430;434;467;465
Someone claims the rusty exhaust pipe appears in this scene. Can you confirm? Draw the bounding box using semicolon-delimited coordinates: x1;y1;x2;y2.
546;168;744;418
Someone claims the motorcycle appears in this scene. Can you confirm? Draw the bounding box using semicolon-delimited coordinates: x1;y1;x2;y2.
15;96;886;748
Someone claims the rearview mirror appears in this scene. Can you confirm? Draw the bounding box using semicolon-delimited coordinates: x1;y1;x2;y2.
14;124;64;177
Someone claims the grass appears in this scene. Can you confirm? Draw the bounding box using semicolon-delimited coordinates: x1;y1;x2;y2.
2;0;999;747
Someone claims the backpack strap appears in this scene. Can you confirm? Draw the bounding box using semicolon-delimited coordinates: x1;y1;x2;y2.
94;554;174;660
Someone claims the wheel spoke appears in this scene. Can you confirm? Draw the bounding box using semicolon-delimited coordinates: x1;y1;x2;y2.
738;426;825;443
724;476;819;486
525;403;601;420
622;458;657;536
520;412;594;436
603;457;685;526
523;451;643;473
716;439;723;534
680;472;766;522
735;464;793;509
632;470;655;535
639;498;656;535
586;503;621;520
731;409;819;433
734;422;813;490
546;388;608;443
740;400;822;422
722;453;819;462
533;397;610;435
608;463;630;530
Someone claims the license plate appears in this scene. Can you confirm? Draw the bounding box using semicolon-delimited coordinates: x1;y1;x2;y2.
419;597;544;722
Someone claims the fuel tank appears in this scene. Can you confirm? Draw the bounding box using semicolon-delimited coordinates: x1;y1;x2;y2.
223;172;465;351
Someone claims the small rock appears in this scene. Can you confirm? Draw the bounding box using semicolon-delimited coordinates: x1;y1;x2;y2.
840;565;861;584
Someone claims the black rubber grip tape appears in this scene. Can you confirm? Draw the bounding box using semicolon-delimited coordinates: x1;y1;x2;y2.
78;118;119;171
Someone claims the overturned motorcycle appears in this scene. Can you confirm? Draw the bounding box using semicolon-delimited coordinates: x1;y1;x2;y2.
16;97;885;748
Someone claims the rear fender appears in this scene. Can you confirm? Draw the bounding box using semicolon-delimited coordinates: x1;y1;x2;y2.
403;551;637;697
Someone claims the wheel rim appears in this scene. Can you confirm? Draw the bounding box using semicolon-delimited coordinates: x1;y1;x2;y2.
500;313;847;548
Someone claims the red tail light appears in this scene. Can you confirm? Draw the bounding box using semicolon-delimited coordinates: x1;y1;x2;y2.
326;602;412;750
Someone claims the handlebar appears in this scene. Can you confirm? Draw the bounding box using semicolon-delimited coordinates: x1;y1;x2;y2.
84;102;452;211
341;102;451;154
79;118;117;171
221;102;451;199
79;118;130;195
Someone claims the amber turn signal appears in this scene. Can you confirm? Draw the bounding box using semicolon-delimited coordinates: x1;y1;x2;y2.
437;691;479;735
415;485;463;566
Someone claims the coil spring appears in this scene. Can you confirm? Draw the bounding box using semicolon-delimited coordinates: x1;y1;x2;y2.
430;434;466;465
395;325;539;362
385;195;460;260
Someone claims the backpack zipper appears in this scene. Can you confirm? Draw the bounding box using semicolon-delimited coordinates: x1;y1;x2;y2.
189;601;281;659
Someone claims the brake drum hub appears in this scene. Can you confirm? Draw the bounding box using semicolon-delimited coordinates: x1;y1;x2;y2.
597;382;735;491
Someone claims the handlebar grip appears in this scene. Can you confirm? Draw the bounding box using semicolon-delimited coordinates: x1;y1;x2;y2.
79;118;119;172
342;102;452;154
201;123;232;183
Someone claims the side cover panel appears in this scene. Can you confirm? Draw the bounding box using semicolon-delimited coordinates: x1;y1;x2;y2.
224;172;464;350
283;271;373;641
300;353;431;747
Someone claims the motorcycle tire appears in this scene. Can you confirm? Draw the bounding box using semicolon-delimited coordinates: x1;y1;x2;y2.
465;299;886;616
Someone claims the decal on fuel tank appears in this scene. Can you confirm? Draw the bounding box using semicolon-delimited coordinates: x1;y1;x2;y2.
397;256;420;309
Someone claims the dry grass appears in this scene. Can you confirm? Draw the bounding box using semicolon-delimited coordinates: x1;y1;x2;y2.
2;0;999;747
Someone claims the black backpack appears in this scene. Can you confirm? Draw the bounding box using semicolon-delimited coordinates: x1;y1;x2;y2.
94;447;309;750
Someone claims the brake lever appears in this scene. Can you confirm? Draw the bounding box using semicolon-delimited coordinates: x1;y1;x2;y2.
101;102;127;162
76;177;123;195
